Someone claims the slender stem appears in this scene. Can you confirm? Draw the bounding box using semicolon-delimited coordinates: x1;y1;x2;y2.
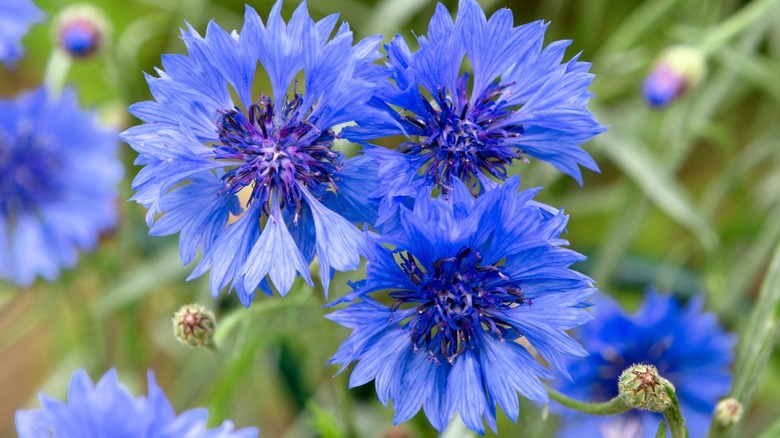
546;386;631;416
656;422;668;438
710;242;780;438
700;0;780;56
42;50;72;98
662;384;689;438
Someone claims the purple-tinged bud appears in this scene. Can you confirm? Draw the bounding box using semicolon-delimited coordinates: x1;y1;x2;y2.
713;398;743;427
618;364;673;412
173;304;216;349
54;4;110;59
642;46;706;109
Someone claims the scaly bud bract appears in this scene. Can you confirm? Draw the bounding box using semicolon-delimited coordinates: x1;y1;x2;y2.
172;303;216;349
618;363;674;412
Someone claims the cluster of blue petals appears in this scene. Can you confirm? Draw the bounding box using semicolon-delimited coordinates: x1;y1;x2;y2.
122;1;387;304
0;0;43;65
123;1;605;434
0;87;121;286
342;0;604;227
327;177;595;435
16;369;258;437
554;291;735;438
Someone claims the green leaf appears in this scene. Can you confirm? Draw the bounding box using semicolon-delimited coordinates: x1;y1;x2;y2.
715;242;780;437
307;400;346;438
593;128;718;251
91;245;188;318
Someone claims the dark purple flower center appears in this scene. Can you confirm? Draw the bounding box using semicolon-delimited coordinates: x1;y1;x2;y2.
391;246;531;364
401;73;524;195
214;93;341;219
0;134;61;216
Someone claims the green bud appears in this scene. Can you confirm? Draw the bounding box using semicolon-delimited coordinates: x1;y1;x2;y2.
618;364;673;412
173;303;216;348
714;398;743;427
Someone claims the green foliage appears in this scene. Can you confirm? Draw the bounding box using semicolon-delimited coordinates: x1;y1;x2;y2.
3;0;780;436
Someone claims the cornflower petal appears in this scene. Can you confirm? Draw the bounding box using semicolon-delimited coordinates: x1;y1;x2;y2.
343;0;605;227
0;0;43;65
122;1;386;303
0;87;121;287
554;290;736;438
328;177;594;434
15;369;258;437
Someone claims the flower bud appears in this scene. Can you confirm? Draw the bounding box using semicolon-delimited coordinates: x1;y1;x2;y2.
713;398;743;427
642;45;706;109
618;364;673;412
173;304;216;348
54;4;110;59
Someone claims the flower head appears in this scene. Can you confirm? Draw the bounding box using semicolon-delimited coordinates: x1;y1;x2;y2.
554;291;735;438
642;46;706;109
122;1;386;304
15;368;258;437
343;0;604;226
327;177;595;435
54;3;110;59
0;0;43;65
0;86;121;287
617;364;673;412
713;398;743;428
173;303;217;348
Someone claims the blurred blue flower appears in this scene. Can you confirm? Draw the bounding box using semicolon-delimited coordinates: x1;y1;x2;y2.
342;0;604;227
554;291;735;438
55;4;110;59
327;177;595;435
121;2;386;304
16;368;258;437
0;86;121;287
642;46;706;109
0;0;43;65
642;64;686;109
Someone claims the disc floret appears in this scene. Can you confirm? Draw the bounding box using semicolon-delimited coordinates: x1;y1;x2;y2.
214;93;341;219
401;74;524;195
0;134;61;215
392;246;531;365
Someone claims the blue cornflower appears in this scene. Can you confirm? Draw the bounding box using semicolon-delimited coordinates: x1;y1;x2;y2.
554;291;735;438
342;0;604;226
16;368;258;437
0;87;121;287
0;0;43;65
121;2;386;304
327;177;595;435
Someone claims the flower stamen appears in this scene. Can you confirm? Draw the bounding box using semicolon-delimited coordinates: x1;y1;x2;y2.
392;246;531;364
214;93;341;219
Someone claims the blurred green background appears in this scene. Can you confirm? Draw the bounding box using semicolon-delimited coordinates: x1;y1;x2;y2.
1;0;779;436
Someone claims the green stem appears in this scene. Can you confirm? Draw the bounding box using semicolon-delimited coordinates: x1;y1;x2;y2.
546;386;631;416
700;0;780;56
662;384;689;438
711;242;780;438
42;49;72;98
656;422;668;438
